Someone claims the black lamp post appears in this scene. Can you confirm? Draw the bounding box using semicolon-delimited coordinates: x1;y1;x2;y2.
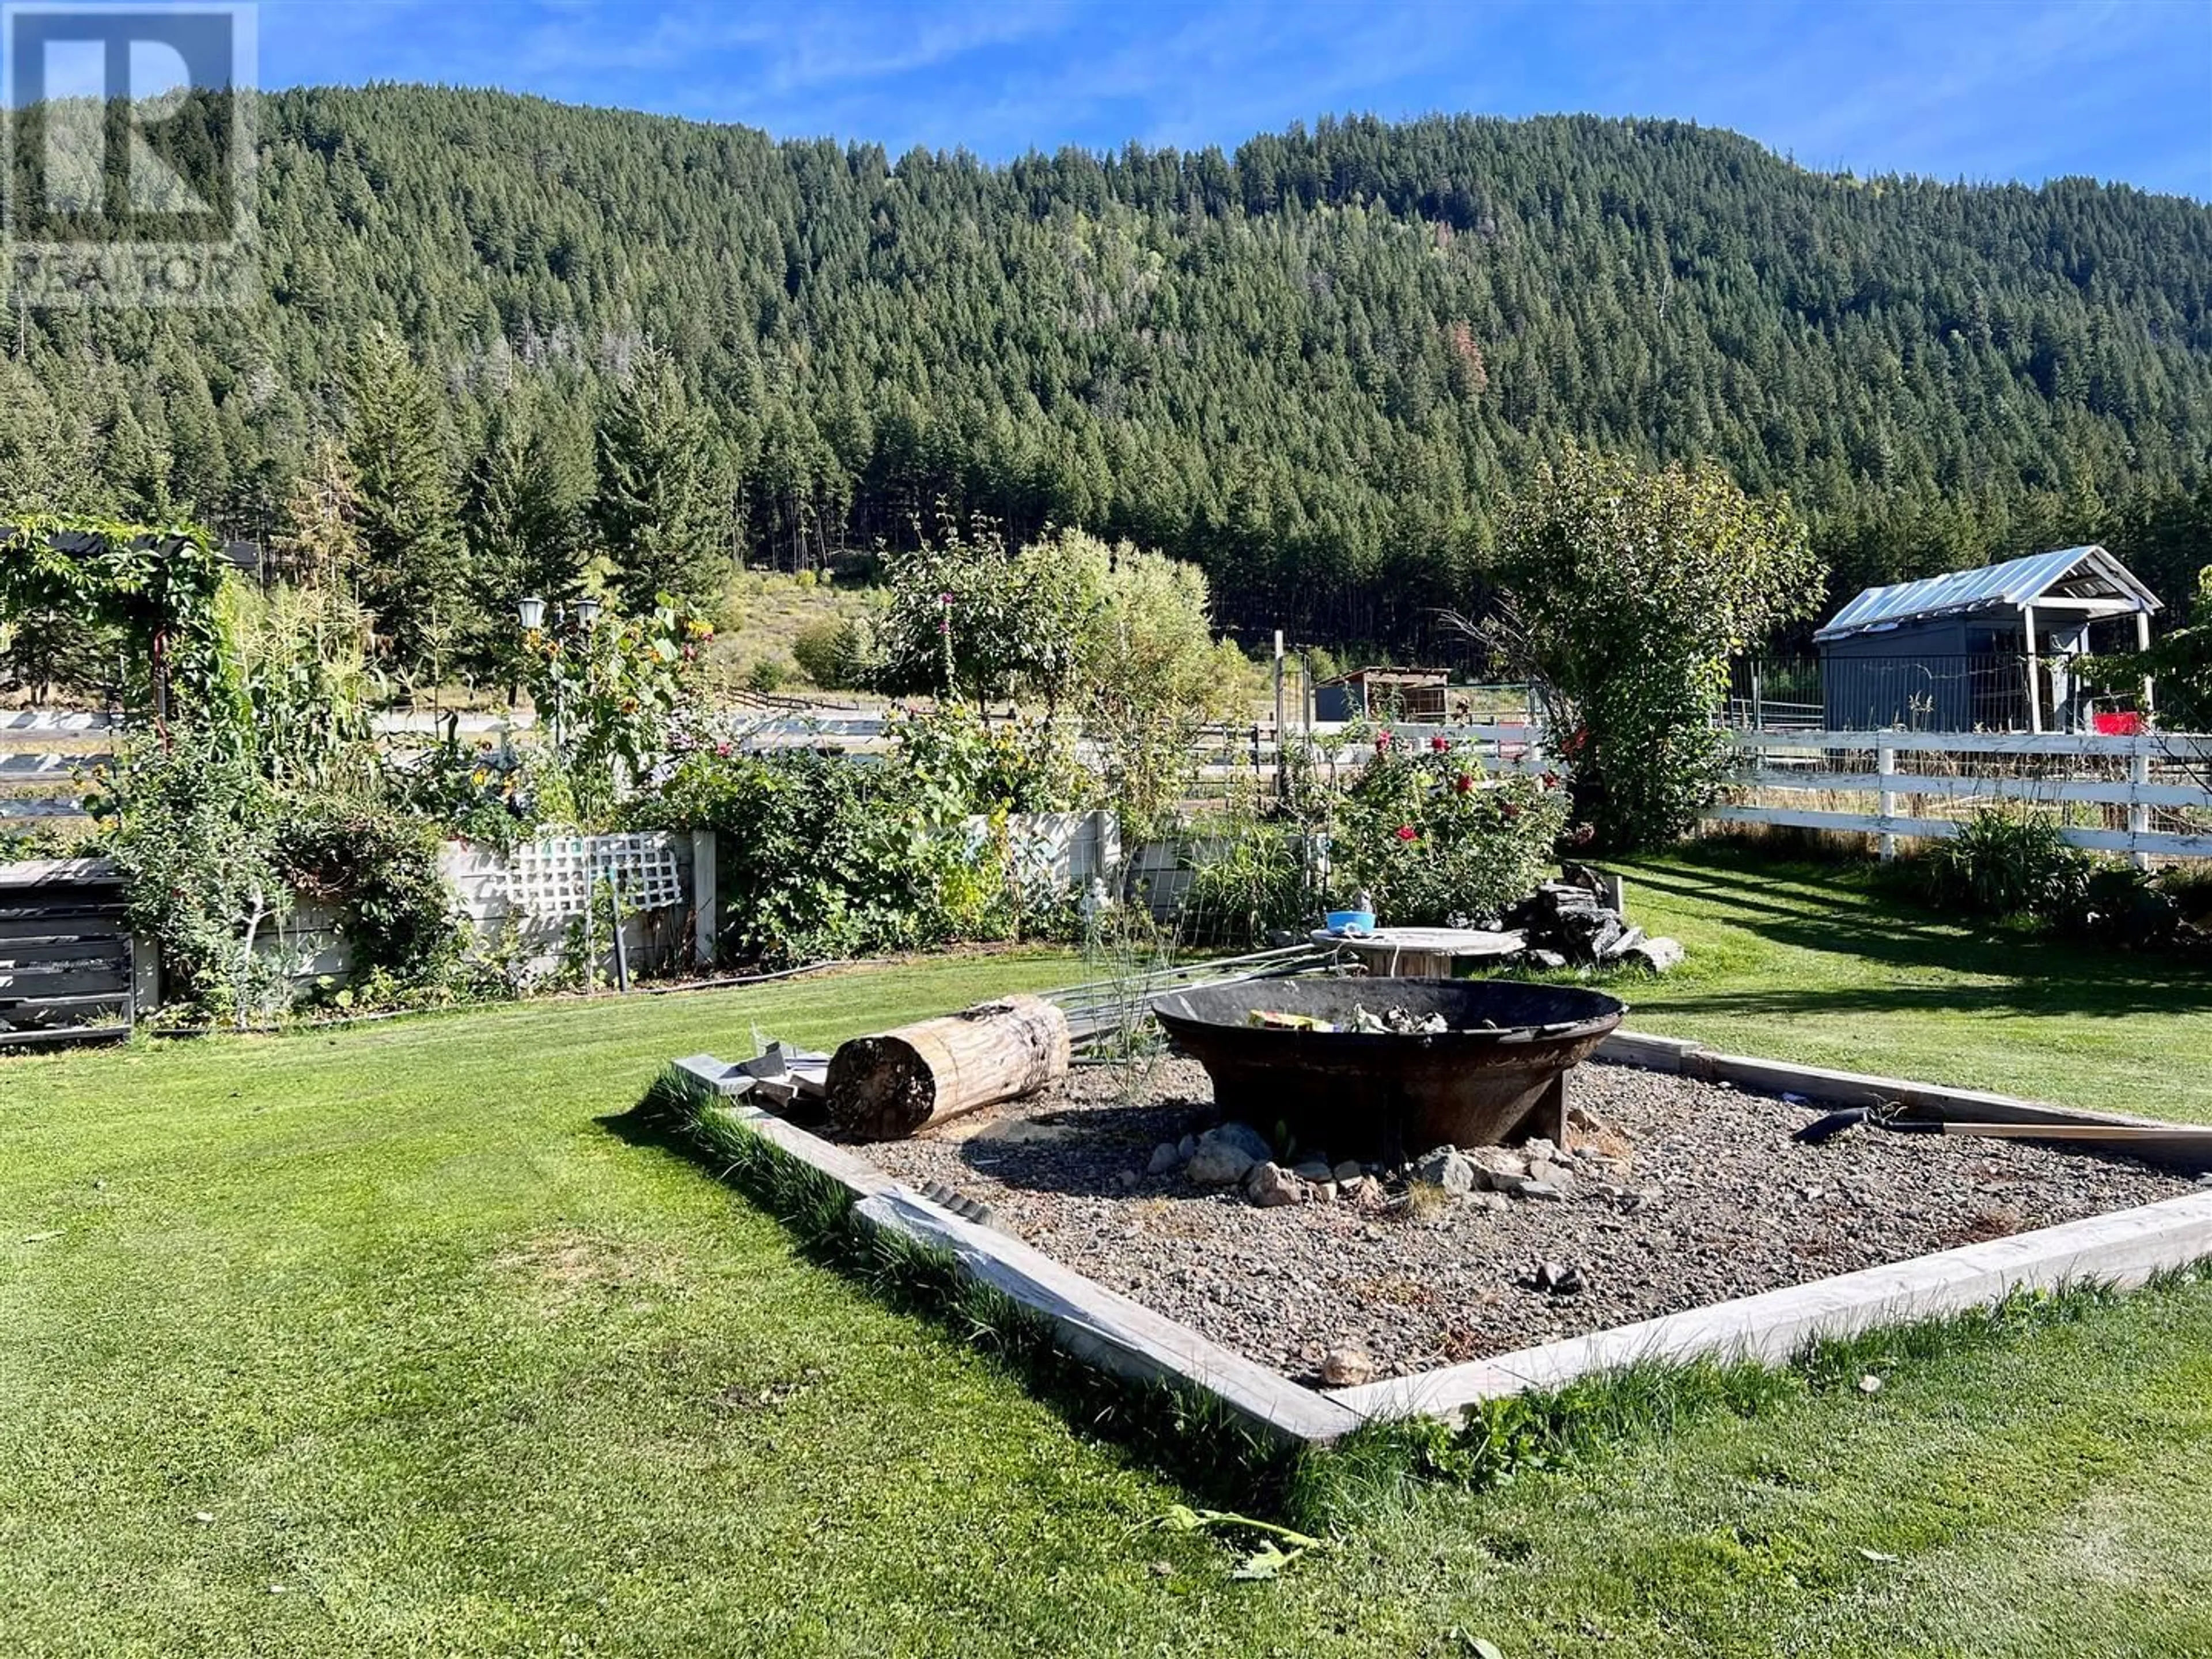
517;594;602;757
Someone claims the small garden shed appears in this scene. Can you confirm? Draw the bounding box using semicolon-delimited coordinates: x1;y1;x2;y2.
1814;546;2160;732
1316;666;1448;722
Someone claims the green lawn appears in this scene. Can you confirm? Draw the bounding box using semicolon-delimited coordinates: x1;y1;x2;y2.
6;862;2212;1656
1614;842;2212;1122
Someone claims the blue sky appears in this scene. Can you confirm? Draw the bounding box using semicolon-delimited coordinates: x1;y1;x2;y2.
256;0;2212;196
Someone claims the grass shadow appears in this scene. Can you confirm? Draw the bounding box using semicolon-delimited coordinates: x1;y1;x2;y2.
1620;846;2212;1020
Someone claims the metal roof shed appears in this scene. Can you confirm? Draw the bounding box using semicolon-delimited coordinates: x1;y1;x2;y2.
1814;546;2160;733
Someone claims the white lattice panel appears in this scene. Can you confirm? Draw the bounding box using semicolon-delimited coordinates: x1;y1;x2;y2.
506;833;684;919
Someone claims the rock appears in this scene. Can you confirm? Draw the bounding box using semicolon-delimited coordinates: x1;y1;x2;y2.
1185;1139;1258;1185
1519;948;1569;971
1518;1179;1567;1201
1244;1161;1301;1207
1625;936;1686;973
1344;1175;1389;1210
1331;1160;1365;1184
1146;1141;1184;1176
1320;1346;1378;1387
1207;1122;1275;1162
1177;1134;1198;1161
1521;1138;1561;1164
1466;1190;1511;1213
1411;1146;1475;1196
1291;1158;1335;1184
1534;1260;1586;1295
1600;925;1646;961
1528;1158;1579;1196
1310;1181;1337;1202
1558;863;1609;897
969;1118;1078;1147
1582;915;1627;961
1465;1147;1529;1188
1115;1169;1140;1190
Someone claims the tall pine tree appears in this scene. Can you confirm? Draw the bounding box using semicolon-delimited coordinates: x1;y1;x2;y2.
591;347;730;614
344;331;467;669
468;405;588;618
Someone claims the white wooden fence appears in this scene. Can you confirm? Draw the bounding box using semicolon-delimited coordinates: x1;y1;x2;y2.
0;709;537;828
1707;728;2212;862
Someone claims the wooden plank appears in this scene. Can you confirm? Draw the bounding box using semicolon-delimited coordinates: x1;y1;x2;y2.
1706;804;1958;839
0;710;122;734
0;937;130;968
0;1022;129;1050
1726;727;2212;762
1594;1030;1708;1072
2058;825;2212;858
0;752;85;777
0;965;130;995
857;1187;1360;1446
1704;804;2212;859
0;915;126;942
1737;769;2211;810
0;800;92;820
0;857;120;887
0;992;129;1028
1334;1192;2212;1423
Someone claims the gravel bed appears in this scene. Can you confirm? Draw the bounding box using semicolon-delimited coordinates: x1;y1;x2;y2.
860;1056;2199;1384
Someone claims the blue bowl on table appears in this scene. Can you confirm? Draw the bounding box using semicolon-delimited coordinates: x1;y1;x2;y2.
1324;909;1377;936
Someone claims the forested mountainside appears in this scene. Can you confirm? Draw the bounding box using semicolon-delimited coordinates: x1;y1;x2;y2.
5;88;2210;650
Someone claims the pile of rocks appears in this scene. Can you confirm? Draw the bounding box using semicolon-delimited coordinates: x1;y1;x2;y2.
1405;1131;1648;1211
1148;1112;1649;1214
1150;1121;1391;1209
1496;865;1684;972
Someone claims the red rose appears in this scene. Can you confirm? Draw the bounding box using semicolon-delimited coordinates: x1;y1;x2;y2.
1454;774;1475;793
1540;770;1560;790
1395;824;1418;842
1501;802;1521;820
1430;734;1449;752
1375;731;1393;753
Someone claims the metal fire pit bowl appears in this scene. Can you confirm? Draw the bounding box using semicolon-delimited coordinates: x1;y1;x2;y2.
1153;978;1625;1161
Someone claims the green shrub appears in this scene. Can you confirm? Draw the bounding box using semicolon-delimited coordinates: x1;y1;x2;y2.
1925;806;2181;948
745;655;791;694
1923;808;2086;921
791;617;869;690
1183;817;1316;947
640;748;982;963
637;705;1090;964
890;703;1089;818
1326;731;1569;924
279;807;468;990
101;730;296;1026
1491;444;1822;850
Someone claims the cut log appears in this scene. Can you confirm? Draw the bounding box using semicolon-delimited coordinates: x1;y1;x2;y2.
826;994;1071;1141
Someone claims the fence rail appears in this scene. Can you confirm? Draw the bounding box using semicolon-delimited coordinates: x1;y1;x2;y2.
1707;727;2212;862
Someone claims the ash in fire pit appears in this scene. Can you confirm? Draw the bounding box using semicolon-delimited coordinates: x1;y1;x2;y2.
1154;977;1624;1161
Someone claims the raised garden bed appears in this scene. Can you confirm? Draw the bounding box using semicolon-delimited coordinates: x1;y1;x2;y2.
860;1056;2198;1385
